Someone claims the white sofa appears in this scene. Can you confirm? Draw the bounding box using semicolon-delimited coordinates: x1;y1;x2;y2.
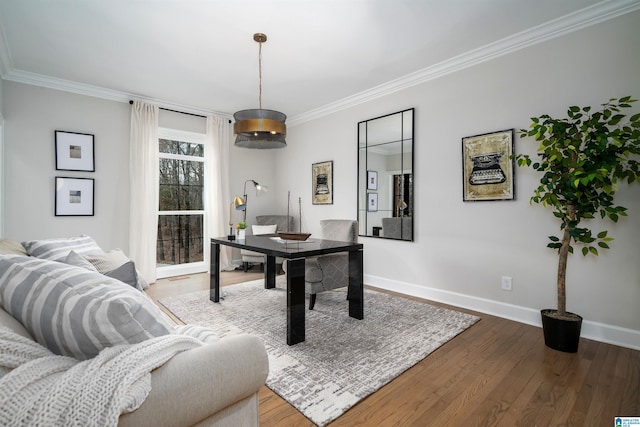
0;238;269;426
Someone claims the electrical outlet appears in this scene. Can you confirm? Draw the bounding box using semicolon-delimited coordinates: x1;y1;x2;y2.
501;276;513;291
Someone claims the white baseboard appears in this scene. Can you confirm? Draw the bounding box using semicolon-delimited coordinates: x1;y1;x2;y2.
365;274;640;351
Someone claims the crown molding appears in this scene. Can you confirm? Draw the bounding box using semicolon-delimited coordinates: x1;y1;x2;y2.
2;69;231;119
288;0;640;126
1;0;638;125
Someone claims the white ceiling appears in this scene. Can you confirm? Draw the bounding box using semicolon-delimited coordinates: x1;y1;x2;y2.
0;0;638;124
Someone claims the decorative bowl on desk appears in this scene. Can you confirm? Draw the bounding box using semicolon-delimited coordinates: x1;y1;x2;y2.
277;232;311;241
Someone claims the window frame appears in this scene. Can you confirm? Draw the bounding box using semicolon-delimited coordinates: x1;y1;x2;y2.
156;127;208;279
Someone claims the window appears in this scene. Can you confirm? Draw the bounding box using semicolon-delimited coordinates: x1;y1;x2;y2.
157;128;207;278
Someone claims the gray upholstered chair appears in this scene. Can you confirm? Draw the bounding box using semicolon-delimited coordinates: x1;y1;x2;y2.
304;219;358;310
382;217;412;240
241;215;293;272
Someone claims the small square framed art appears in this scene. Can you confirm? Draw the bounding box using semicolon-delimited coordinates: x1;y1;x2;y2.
55;130;95;172
55;177;95;216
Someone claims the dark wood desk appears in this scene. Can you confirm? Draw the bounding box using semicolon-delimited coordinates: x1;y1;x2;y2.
210;235;364;345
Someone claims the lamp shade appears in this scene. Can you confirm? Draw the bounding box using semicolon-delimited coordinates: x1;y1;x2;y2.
234;109;287;149
234;195;246;211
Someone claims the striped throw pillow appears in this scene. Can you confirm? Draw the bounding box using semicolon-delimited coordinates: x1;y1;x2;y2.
21;235;102;262
0;255;174;360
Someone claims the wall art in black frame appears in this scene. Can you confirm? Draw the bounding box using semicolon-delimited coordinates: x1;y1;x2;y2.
55;130;95;172
55;176;95;216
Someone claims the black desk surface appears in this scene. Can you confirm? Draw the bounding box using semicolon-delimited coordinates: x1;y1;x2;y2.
211;235;363;259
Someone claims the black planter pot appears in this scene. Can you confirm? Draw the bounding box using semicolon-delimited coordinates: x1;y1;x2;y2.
541;309;583;353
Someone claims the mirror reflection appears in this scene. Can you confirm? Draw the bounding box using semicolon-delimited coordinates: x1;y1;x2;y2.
358;108;414;241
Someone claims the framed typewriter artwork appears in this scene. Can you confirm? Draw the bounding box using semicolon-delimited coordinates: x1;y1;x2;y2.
462;129;514;201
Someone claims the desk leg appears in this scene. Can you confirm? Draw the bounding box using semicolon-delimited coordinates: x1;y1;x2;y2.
210;242;220;302
348;249;364;319
287;257;305;345
265;255;276;289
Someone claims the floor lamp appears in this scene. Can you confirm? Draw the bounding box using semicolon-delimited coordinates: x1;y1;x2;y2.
234;179;268;224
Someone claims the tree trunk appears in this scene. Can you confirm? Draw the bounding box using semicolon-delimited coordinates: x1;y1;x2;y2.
557;204;575;317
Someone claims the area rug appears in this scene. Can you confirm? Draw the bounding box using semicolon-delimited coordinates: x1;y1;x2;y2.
158;278;480;426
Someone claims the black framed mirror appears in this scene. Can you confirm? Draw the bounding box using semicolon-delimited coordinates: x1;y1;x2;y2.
358;108;414;241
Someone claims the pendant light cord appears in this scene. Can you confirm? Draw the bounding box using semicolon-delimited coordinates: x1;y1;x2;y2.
258;40;263;109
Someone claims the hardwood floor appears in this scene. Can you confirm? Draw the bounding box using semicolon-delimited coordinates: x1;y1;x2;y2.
147;270;640;426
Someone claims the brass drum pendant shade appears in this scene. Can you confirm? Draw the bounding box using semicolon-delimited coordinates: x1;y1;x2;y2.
234;33;287;149
234;109;287;148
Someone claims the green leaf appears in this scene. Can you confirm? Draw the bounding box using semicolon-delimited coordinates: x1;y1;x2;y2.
597;231;608;238
582;247;589;256
598;242;610;249
548;236;560;242
589;247;599;256
608;114;625;126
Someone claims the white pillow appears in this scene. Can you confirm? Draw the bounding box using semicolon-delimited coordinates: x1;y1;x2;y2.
252;224;277;235
64;250;99;271
82;249;131;273
81;249;146;291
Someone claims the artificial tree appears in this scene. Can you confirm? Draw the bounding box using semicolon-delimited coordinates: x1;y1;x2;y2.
516;97;640;329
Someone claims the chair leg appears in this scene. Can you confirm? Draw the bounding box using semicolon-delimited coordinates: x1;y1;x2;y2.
243;262;248;272
309;294;316;310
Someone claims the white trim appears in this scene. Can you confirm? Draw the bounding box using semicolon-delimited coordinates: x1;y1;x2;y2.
0;1;637;126
156;127;209;277
158;153;204;162
365;273;640;351
157;261;207;279
158;127;206;142
2;69;232;119
158;210;204;216
288;0;640;126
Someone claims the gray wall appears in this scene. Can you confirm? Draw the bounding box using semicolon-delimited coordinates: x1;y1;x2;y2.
0;76;4;236
1;82;278;251
0;76;4;116
275;11;640;341
3;83;131;249
1;11;638;346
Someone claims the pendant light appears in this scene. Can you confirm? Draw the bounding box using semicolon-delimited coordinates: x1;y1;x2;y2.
233;33;287;149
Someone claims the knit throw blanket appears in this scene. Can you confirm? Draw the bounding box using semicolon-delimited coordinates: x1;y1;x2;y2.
0;325;218;426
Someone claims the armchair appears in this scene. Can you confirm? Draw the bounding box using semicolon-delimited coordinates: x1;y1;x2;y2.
304;219;358;310
241;215;293;272
381;217;413;240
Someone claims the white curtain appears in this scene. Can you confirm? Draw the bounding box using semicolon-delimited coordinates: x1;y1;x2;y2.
129;101;159;284
205;116;234;271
